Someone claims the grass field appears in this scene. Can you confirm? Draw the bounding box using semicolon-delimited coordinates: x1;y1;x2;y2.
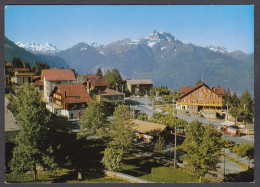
117;154;213;183
6;169;129;183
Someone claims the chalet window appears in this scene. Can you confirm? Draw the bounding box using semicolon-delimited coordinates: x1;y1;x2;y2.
184;99;186;102
189;94;190;97
74;104;77;109
199;98;203;101
188;99;190;102
213;95;216;98
203;89;205;92
57;81;61;84
213;101;215;104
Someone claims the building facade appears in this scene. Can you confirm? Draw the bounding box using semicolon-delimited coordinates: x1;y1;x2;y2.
11;68;34;85
41;68;76;103
126;79;153;95
176;83;225;113
97;88;125;104
48;83;92;119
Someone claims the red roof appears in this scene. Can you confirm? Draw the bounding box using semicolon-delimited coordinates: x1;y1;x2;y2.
14;68;29;72
54;84;92;104
179;83;225;100
42;68;76;81
100;88;124;96
86;74;109;87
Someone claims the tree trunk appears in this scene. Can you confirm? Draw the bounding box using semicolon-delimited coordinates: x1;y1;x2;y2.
199;176;202;183
248;158;250;169
33;165;37;181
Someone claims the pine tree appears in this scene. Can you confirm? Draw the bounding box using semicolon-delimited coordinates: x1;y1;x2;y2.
96;67;103;77
154;136;165;153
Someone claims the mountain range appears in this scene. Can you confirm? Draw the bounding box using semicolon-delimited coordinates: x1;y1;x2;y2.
5;37;69;68
5;31;254;96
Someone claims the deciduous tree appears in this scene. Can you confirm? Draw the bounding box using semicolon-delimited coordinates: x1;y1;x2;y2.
181;121;223;183
9;83;56;180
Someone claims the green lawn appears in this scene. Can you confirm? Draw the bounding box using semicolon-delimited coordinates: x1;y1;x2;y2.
6;169;129;183
117;154;213;183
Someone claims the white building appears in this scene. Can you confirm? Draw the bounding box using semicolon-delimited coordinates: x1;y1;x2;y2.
41;68;76;103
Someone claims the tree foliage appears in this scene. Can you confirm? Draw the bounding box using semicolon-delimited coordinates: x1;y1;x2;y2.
181;121;223;182
32;62;50;75
232;143;254;168
96;67;103;77
102;105;135;170
12;57;23;68
78;101;107;138
9;83;57;179
154;136;165;153
104;68;123;91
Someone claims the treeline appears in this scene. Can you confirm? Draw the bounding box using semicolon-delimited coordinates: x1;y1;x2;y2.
223;89;254;123
6;57;50;75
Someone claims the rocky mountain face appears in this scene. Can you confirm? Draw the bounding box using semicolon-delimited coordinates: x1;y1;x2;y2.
5;37;69;69
56;31;254;95
6;31;254;95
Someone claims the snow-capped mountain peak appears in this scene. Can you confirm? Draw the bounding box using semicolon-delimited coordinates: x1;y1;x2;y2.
206;45;231;54
15;41;60;55
91;42;104;47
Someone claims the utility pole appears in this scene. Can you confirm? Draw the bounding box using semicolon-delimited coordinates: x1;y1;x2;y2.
223;148;226;182
227;102;229;120
174;123;177;167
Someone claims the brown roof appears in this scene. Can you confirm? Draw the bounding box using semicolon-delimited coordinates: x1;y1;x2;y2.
5;62;13;67
180;86;194;94
127;79;153;85
14;68;29;72
100;88;124;96
132;120;167;134
179;83;225;100
214;87;225;95
33;80;43;86
87;74;109;87
54;83;92;104
42;68;76;81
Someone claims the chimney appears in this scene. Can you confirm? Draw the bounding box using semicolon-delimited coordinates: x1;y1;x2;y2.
65;90;67;98
210;84;212;89
218;85;220;88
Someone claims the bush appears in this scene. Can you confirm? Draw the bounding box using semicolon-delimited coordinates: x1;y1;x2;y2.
154;136;165;153
137;114;148;121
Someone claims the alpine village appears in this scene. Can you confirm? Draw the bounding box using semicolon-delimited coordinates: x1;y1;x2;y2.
5;40;254;183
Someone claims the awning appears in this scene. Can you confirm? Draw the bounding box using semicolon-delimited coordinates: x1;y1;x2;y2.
220;120;235;127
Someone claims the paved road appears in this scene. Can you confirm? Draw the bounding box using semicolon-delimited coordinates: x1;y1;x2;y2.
5;97;19;131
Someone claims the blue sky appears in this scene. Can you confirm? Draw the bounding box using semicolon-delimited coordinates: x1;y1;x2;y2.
5;5;254;53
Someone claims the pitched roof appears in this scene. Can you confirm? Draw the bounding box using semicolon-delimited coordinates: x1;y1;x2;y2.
127;79;153;85
33;80;43;86
100;88;124;96
42;68;76;81
5;62;13;67
179;82;225;100
86;74;109;87
132;119;167;134
180;86;194;94
54;84;92;104
13;68;29;72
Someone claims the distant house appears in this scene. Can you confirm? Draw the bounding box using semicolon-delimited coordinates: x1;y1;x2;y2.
41;68;76;103
97;88;125;104
176;82;225;115
85;74;109;93
48;83;92;119
132;119;167;143
126;79;153;95
5;62;13;86
11;68;34;85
